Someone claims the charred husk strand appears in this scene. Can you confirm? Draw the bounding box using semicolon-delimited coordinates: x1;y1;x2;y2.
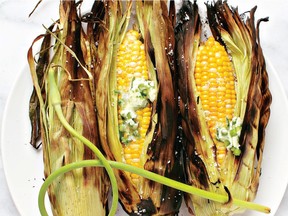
28;1;110;215
29;24;54;149
175;0;271;215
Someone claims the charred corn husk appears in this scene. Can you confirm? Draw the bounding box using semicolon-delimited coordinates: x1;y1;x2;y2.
95;0;183;215
175;1;272;215
28;1;109;215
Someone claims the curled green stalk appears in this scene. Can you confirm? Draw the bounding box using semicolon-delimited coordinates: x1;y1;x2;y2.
47;68;119;216
39;159;271;215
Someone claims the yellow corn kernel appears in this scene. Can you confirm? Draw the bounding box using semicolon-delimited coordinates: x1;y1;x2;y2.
195;36;236;165
116;30;152;184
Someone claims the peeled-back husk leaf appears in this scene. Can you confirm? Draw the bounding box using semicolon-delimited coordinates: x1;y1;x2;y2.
136;1;183;215
94;1;142;214
175;0;272;215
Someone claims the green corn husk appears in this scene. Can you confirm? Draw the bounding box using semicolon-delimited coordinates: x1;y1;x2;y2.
94;0;184;215
175;1;272;215
28;1;109;215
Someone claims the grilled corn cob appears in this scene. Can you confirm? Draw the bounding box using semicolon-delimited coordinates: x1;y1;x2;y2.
175;1;271;215
28;1;110;215
94;0;183;215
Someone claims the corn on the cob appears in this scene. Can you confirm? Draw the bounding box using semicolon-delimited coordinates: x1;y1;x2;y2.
95;0;183;215
28;1;110;215
195;36;237;164
175;0;272;215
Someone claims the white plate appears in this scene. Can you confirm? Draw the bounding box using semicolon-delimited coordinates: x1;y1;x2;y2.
2;59;288;216
1;0;288;215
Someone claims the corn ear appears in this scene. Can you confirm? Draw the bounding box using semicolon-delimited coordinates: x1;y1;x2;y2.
28;1;109;215
94;0;183;215
175;0;272;215
206;0;272;202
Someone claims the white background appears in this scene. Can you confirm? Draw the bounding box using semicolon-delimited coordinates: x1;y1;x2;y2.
0;0;287;215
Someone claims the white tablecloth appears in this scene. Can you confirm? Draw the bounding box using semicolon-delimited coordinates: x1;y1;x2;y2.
0;0;287;215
